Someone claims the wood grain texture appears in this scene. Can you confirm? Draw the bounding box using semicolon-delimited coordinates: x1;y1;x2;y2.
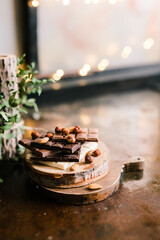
0;90;160;240
41;157;144;205
25;141;110;188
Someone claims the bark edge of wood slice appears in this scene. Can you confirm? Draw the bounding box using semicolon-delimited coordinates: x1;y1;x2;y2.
25;141;110;188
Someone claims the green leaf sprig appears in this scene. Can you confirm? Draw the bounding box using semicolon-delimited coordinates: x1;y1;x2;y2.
0;53;55;160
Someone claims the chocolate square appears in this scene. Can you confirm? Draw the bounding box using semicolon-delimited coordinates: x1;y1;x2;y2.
76;132;88;141
87;133;98;142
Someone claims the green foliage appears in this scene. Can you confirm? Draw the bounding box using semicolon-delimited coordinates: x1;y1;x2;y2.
0;53;55;159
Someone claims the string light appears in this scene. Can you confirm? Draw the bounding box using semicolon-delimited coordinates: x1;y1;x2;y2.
56;69;64;77
53;73;61;81
121;46;132;59
28;0;40;7
83;64;91;72
143;38;154;49
79;63;91;76
98;59;109;71
52;69;64;81
79;68;88;76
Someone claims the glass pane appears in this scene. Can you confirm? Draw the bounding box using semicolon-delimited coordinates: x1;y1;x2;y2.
37;0;160;77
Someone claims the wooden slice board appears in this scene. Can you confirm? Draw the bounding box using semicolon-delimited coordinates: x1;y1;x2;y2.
25;142;110;188
41;156;145;205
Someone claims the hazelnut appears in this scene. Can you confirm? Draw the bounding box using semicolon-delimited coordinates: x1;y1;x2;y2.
31;131;40;139
55;126;62;133
46;132;53;139
69;127;75;133
86;150;94;157
67;135;76;143
88;183;102;190
62;128;70;135
70;163;79;171
74;125;82;134
93;149;101;157
85;155;94;164
39;137;49;144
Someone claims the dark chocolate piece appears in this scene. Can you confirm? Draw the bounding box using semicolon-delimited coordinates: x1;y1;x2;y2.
31;138;54;149
52;134;64;141
30;149;80;162
62;142;81;153
30;155;62;162
30;139;81;153
19;139;59;157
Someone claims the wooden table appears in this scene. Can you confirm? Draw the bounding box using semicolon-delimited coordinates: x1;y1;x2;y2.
0;90;160;240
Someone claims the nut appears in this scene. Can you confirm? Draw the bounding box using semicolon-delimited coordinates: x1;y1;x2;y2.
62;128;70;135
70;163;80;171
69;127;75;133
85;155;94;164
55;126;62;133
86;150;94;157
46;132;53;139
31;131;40;139
74;125;82;134
88;183;102;190
93;149;101;157
67;135;76;143
39;137;49;144
54;174;62;178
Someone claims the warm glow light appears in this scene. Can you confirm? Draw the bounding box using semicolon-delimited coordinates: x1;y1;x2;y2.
62;0;70;5
79;68;88;76
83;64;91;72
108;0;117;5
53;73;61;81
98;59;109;71
80;114;91;125
52;83;61;90
121;46;132;59
28;0;40;7
56;69;64;77
143;38;154;49
123;46;132;55
78;79;87;86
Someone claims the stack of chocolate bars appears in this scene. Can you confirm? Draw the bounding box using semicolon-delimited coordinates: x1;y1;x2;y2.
19;126;99;164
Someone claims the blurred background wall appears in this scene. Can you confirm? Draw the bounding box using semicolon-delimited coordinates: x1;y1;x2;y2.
0;0;25;56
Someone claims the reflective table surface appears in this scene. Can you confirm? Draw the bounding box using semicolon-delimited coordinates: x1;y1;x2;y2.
0;90;160;240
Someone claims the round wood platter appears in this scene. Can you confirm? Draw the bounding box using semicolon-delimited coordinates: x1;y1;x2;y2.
25;142;110;188
41;156;144;205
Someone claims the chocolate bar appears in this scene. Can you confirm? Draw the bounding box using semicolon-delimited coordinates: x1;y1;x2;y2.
19;139;60;157
19;138;81;155
30;149;80;162
30;138;81;153
76;129;98;142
